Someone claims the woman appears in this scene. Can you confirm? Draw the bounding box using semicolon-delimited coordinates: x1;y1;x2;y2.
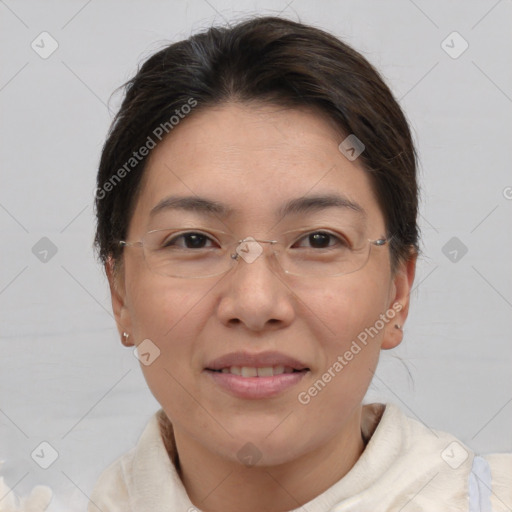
88;15;511;512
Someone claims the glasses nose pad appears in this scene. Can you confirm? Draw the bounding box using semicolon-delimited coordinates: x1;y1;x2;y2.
229;238;282;273
232;237;265;264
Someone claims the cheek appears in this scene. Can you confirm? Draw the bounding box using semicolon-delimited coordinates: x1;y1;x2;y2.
126;276;203;373
301;276;388;392
303;275;388;344
294;282;385;426
127;274;201;339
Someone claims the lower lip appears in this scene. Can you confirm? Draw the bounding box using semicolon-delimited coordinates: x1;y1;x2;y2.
204;370;309;399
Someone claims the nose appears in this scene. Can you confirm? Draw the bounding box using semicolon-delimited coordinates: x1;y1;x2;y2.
216;237;295;331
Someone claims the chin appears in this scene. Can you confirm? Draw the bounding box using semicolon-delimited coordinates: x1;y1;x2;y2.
218;437;303;468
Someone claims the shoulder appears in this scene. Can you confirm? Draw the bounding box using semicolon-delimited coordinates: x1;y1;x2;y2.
357;403;512;511
87;446;136;512
87;412;164;512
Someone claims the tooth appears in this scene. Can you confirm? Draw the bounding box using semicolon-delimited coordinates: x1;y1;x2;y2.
241;367;258;377
224;365;295;377
273;365;285;375
257;367;274;377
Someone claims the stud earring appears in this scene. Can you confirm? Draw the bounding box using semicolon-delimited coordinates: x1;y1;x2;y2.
394;324;402;330
122;332;130;342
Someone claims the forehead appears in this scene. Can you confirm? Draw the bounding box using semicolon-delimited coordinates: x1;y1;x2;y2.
130;103;384;233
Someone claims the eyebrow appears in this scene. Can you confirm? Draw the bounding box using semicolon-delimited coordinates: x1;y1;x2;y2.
149;193;366;219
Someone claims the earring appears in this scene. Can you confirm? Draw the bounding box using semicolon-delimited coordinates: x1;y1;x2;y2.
394;324;402;330
122;332;130;342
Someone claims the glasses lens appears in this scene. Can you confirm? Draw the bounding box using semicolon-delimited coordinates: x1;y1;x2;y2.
141;228;375;278
275;240;371;277
143;229;235;278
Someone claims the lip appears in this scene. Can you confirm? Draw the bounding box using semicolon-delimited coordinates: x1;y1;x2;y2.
205;369;309;399
205;350;309;371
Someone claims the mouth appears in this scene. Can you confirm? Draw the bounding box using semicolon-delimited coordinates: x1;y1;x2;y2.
204;366;310;399
206;365;309;377
203;351;310;399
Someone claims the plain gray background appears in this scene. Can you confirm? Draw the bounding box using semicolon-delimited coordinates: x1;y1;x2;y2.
1;1;511;510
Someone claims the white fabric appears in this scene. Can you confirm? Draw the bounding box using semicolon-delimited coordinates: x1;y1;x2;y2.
0;461;53;512
87;403;511;512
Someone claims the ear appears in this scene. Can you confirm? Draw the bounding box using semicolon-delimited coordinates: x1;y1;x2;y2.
105;256;134;347
381;249;418;350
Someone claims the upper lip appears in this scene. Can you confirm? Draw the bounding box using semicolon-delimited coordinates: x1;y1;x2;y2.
205;351;309;371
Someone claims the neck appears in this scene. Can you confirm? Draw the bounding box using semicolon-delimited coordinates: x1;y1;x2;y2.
165;406;366;512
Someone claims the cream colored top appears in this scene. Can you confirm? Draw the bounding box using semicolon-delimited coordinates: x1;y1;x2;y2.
87;403;512;512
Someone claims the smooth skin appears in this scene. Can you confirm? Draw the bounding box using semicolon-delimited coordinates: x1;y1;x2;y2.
106;102;417;512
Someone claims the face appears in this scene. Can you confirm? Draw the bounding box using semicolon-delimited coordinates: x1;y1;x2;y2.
107;102;416;466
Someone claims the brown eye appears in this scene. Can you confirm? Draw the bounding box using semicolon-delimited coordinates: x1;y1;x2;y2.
293;231;348;249
162;232;216;249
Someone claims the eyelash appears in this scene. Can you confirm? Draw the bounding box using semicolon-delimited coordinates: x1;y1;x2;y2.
161;230;349;250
